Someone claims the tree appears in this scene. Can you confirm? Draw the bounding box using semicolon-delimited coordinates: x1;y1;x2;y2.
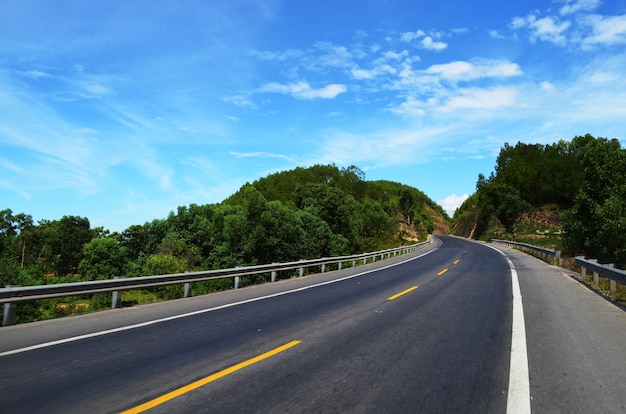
56;216;93;275
563;137;626;266
399;189;415;225
78;237;129;280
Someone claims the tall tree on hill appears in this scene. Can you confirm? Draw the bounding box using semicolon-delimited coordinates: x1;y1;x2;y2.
563;137;626;266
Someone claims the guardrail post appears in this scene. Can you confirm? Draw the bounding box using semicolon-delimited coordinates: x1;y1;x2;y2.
111;277;122;309
271;269;277;283
234;276;240;289
607;264;617;292
338;262;342;270
2;285;18;326
184;282;192;298
352;259;356;267
321;263;325;273
3;302;16;326
299;260;304;277
589;259;600;284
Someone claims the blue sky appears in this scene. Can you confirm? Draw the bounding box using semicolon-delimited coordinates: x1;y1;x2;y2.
1;0;625;232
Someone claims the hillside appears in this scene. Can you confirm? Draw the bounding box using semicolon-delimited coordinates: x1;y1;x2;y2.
451;134;626;267
225;164;450;247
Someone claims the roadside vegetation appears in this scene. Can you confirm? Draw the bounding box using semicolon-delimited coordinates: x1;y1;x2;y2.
451;134;626;305
1;164;448;323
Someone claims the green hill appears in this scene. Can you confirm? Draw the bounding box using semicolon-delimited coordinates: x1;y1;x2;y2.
224;164;450;250
451;134;626;267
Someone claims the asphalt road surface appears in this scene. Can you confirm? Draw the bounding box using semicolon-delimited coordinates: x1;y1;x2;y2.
1;236;625;413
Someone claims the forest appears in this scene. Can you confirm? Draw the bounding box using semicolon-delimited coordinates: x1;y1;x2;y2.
452;134;626;268
0;164;447;322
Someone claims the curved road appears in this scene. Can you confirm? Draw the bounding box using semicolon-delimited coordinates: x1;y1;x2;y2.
1;236;625;413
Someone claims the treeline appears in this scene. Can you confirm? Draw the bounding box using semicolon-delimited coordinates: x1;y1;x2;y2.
1;164;444;321
453;134;626;267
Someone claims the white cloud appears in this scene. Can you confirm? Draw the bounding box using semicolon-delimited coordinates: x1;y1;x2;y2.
249;49;305;61
351;63;396;80
421;36;448;51
560;0;601;16
400;30;426;42
314;42;355;68
391;96;426;116
223;94;258;109
400;30;447;51
438;193;469;216
426;60;522;82
540;81;556;92
17;69;52;79
579;14;626;48
258;81;347;99
229;151;296;162
441;86;519;111
511;14;571;45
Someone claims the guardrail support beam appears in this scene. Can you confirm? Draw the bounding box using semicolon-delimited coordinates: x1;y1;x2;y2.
184;282;193;298
2;285;18;326
3;302;16;326
607;264;617;292
111;277;122;309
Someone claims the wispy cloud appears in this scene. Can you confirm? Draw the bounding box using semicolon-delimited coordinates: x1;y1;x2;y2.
441;86;519;111
559;0;602;16
579;14;626;48
426;60;522;82
229;151;297;162
257;81;347;99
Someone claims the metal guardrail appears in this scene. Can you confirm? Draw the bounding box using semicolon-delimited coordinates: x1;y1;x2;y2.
575;256;626;293
490;239;625;294
489;239;562;264
1;239;432;326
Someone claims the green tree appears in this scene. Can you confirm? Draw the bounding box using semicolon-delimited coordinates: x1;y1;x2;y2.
563;137;626;266
78;237;129;280
54;216;93;275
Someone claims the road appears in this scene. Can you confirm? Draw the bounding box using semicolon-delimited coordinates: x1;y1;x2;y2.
1;236;625;413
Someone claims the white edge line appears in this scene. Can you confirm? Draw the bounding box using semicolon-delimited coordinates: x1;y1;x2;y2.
484;243;531;414
0;248;437;357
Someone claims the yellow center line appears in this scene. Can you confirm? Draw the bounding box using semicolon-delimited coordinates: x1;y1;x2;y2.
437;268;448;276
121;340;302;414
387;285;419;301
453;259;460;265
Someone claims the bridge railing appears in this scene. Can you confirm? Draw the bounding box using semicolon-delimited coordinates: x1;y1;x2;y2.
1;238;432;326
